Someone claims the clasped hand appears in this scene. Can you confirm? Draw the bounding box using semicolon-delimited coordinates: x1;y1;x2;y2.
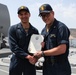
27;51;42;65
28;42;45;64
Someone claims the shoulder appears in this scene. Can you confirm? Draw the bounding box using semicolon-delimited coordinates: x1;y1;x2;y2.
41;27;45;32
41;27;46;35
56;20;70;32
57;20;70;34
8;23;19;33
57;20;69;30
30;24;39;33
31;25;38;31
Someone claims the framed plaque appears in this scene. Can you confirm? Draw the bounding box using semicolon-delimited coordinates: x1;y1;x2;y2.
28;34;44;54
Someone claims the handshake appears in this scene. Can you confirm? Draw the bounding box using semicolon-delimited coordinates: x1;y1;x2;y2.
26;51;45;65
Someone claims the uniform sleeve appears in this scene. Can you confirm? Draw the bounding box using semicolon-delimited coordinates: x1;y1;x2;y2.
57;24;70;46
8;26;28;59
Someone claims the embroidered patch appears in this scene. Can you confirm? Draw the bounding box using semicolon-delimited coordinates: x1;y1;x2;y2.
50;34;56;38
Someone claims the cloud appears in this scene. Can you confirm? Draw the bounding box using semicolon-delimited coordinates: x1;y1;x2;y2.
63;4;76;18
29;1;76;19
29;3;41;12
54;3;76;18
29;2;76;29
52;3;76;28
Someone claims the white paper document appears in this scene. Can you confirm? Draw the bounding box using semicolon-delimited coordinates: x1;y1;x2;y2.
28;34;44;54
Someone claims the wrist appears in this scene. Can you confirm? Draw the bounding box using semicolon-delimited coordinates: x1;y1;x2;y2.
41;51;45;57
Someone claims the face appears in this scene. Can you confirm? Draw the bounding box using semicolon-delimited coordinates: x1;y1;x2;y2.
40;11;54;25
18;10;30;23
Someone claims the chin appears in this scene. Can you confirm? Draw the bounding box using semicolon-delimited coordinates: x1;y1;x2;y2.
46;23;50;25
22;21;28;23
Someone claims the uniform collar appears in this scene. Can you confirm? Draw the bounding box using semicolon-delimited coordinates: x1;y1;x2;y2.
43;19;58;36
45;19;58;31
17;22;35;35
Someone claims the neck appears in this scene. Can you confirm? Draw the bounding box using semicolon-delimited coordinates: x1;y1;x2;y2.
46;18;55;32
21;22;30;29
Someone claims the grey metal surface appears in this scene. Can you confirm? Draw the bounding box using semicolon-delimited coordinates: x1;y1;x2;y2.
0;3;10;37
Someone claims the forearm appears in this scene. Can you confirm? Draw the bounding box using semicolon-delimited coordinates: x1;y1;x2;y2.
44;44;66;56
9;36;28;59
10;46;28;59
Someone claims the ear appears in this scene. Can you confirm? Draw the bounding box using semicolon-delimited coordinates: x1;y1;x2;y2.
52;11;54;15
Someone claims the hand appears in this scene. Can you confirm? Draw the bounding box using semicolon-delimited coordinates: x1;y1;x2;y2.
26;55;38;65
34;51;42;58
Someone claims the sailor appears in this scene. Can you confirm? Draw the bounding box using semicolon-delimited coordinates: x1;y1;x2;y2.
34;4;71;75
8;6;39;75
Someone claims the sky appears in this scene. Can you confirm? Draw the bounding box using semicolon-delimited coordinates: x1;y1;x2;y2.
0;0;76;33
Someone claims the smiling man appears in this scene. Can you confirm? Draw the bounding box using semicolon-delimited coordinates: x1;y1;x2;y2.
8;6;39;75
34;4;71;75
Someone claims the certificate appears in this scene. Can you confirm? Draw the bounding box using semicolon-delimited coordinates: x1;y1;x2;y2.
28;34;44;54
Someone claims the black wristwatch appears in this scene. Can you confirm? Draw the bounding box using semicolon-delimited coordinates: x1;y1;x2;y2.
41;51;45;57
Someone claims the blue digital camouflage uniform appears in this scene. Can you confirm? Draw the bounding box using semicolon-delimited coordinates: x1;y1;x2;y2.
41;19;71;75
8;23;39;75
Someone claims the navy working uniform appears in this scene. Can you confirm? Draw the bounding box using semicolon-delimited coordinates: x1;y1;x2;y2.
41;19;71;75
8;23;39;75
